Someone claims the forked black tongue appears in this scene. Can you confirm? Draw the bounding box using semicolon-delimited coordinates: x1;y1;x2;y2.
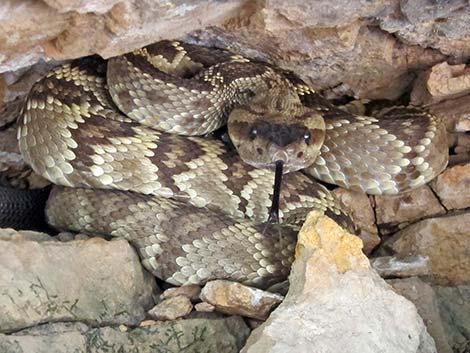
268;160;284;224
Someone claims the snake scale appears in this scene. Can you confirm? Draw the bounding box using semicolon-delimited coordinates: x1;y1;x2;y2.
10;40;448;289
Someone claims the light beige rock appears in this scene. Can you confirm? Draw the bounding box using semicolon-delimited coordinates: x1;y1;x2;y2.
200;280;283;320
388;277;453;353
241;211;436;353
0;0;245;73
411;62;470;106
371;255;431;279
333;188;380;254
384;212;470;286
0;315;250;353
160;284;201;302
195;17;444;100
0;230;156;333
375;185;446;226
194;302;215;313
147;295;193;321
431;164;470;210
1;0;447;102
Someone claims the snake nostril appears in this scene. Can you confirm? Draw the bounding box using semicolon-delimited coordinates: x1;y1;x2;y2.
256;148;263;155
297;151;304;158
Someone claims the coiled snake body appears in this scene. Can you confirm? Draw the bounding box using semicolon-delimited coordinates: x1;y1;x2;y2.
13;41;448;288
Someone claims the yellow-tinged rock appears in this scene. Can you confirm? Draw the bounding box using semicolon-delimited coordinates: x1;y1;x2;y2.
295;210;368;273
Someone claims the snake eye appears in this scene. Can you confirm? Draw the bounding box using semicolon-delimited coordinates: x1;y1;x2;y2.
304;132;312;145
249;127;258;140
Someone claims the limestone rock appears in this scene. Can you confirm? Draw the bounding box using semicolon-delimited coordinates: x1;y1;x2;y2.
388;277;453;353
434;285;470;352
0;315;250;353
411;62;470;106
241;211;436;353
333;188;380;254
377;1;470;58
160;284;201;301
194;302;215;313
0;0;245;73
371;255;431;279
1;1;447;102
192;18;444;100
200;280;283;320
147;295;193;321
384;212;470;286
431;164;470;210
0;230;156;333
374;185;446;227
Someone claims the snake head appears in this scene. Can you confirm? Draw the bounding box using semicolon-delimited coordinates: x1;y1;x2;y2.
228;105;326;173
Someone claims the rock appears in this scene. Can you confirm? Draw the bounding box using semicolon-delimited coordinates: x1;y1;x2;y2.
371;255;431;279
241;211;436;353
193;19;444;100
0;0;245;73
434;285;470;352
0;230;156;333
411;62;470;106
194;302;215;313
374;185;446;227
332;188;380;254
0;322;88;353
0;315;250;353
383;212;470;286
1;1;447;102
160;284;201;302
388;277;453;353
147;295;193;321
200;280;283;320
377;1;470;58
431;164;470;211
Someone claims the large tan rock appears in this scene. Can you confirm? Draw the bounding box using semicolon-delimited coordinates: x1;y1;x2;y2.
384;212;470;286
1;0;447;102
374;185;446;227
241;211;436;353
333;188;380;254
0;315;250;353
431;164;470;210
0;0;244;72
0;229;156;333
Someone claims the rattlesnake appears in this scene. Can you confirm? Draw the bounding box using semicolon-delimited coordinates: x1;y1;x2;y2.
9;40;448;288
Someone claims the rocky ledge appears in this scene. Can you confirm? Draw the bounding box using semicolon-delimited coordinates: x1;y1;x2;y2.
1;1;469;352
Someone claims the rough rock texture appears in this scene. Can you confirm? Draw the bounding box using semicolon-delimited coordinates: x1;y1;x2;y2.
160;284;201;301
2;0;458;102
0;315;250;353
200;280;283;320
434;285;470;352
241;212;436;353
377;1;470;58
384;212;470;286
389;277;453;353
0;229;156;333
332;188;379;254
147;295;193;321
431;163;470;210
374;185;446;227
0;0;245;72
371;255;431;279
194;302;215;313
